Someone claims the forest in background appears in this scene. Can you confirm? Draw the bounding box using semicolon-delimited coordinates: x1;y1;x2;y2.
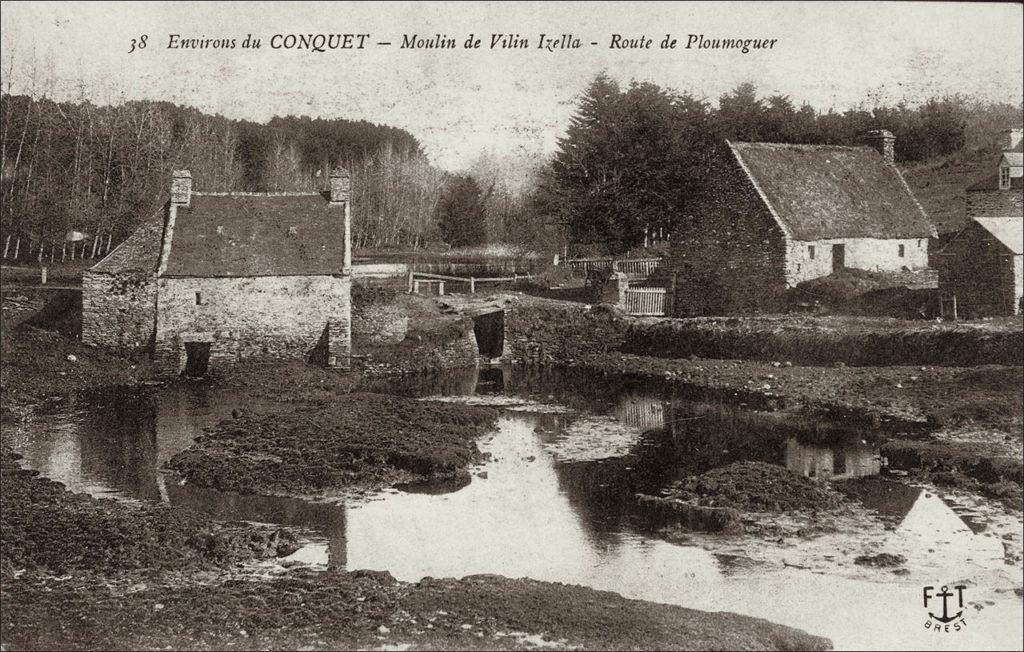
1;72;1021;260
539;75;1024;254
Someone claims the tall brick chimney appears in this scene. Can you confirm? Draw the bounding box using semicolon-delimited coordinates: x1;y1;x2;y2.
865;130;895;166
1003;128;1023;151
329;167;351;204
171;170;192;207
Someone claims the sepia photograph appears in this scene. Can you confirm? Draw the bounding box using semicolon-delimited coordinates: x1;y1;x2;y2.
0;1;1021;650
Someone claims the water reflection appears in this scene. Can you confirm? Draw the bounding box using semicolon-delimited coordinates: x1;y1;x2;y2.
8;365;1021;649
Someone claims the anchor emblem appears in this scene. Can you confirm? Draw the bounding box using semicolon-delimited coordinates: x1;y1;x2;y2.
924;585;966;623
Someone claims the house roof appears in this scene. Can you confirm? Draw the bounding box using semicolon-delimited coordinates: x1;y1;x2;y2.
1003;152;1024;167
162;193;344;277
88;207;166;275
967;173;1024;191
729;141;936;240
974;216;1023;255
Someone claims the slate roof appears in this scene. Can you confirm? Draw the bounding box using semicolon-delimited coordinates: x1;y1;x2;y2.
974;216;1023;255
88;206;166;275
729;141;936;240
162;193;344;277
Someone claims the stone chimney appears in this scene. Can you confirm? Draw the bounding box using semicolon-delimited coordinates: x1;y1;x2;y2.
171;170;192;207
329;167;351;204
865;130;895;166
1003;128;1023;151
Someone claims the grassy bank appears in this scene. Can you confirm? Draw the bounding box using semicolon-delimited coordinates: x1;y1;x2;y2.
621;314;1024;367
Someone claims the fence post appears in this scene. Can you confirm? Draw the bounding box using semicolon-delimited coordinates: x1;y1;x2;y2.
41;267;47;285
469;277;476;294
407;270;414;294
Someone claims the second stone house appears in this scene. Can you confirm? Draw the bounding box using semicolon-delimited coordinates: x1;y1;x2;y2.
82;169;354;376
670;130;936;315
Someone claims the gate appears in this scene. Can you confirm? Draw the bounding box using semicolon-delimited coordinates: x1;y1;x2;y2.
623;287;666;316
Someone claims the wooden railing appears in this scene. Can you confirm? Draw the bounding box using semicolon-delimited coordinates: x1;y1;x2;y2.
613;258;662;279
623;287;666;316
408;271;532;295
563;257;614;275
562;256;662;280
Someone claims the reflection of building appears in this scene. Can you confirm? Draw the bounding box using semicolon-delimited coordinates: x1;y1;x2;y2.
785;438;880;480
615;395;666;432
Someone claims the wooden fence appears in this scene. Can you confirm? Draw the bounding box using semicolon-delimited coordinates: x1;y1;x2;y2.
408;271;532;295
613;258;661;279
2;233;113;263
562;256;662;280
623;287;666;316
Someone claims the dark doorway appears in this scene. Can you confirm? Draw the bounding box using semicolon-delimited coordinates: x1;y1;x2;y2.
832;244;846;273
472;311;505;359
183;342;211;377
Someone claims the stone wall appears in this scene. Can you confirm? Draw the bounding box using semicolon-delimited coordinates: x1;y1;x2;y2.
669;154;789;315
784;237;929;284
153;275;351;375
81;271;157;350
967;188;1024;218
505;298;628;364
937;221;1021;317
352;301;409;345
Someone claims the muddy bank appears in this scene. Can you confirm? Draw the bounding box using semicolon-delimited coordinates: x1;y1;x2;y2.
0;326;152;421
882;438;1023;509
0;570;832;651
637;462;847;535
166;393;498;497
0;446;297;580
666;461;845;513
575;352;1023;435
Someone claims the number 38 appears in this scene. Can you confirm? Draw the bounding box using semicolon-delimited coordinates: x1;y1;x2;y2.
129;35;148;54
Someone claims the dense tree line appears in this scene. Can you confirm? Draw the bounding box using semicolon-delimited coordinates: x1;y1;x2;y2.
0;93;439;253
540;75;1024;254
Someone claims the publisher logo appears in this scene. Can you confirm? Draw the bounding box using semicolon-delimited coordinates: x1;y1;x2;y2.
923;585;967;633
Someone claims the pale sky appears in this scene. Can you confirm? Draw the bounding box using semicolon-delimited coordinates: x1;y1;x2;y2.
1;1;1022;171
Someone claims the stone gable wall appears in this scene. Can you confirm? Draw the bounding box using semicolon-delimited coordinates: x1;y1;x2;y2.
81;271;157;350
669;155;788;315
937;222;1020;317
153;275;351;375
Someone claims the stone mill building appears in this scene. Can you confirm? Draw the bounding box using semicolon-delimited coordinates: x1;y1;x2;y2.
670;130;936;314
82;169;353;376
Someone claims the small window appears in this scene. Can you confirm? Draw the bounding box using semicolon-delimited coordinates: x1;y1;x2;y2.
918;239;923;248
1000;166;1011;190
808;245;815;260
898;244;905;258
195;291;203;305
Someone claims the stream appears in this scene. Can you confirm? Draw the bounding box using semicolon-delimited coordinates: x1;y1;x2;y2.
7;365;1022;650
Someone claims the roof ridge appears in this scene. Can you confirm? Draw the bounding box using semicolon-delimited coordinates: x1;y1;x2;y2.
192;191;324;197
731;141;871;151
